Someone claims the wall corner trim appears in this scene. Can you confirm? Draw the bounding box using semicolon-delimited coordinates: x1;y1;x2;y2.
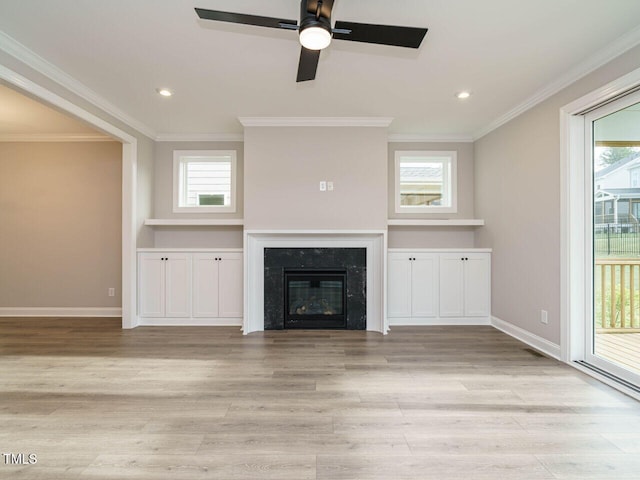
238;117;394;127
388;134;474;143
491;315;562;360
155;133;245;142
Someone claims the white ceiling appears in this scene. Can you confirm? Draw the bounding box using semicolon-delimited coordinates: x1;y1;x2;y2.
1;0;640;139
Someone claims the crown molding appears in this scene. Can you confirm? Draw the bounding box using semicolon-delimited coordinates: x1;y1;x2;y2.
155;133;244;142
0;30;156;140
388;133;474;143
238;117;394;127
473;24;640;140
0;133;114;142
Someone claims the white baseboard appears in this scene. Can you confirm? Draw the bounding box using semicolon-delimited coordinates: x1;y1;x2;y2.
0;307;122;317
138;317;243;327
389;317;491;326
491;315;561;360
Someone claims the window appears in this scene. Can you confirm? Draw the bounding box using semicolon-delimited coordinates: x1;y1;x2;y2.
631;167;640;187
395;151;457;213
173;150;236;213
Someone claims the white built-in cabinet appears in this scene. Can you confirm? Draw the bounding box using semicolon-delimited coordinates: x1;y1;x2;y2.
439;253;491;318
388;249;491;325
192;252;243;318
138;252;191;318
388;253;439;319
138;250;243;325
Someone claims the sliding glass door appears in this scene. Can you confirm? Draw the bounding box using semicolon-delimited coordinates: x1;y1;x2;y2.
587;90;640;386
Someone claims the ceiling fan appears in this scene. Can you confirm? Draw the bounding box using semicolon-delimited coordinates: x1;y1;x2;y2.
195;0;428;82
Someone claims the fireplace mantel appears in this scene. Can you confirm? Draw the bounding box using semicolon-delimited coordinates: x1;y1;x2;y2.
243;230;387;335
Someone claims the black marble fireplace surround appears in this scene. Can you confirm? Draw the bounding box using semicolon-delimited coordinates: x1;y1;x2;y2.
264;248;366;330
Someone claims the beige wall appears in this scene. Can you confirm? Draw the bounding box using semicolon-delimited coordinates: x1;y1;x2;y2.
388;227;475;249
136;137;155;248
244;126;388;230
154;227;243;249
474;44;640;345
0;142;122;307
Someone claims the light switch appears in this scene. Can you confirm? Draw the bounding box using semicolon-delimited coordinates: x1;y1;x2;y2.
319;181;327;191
327;181;334;191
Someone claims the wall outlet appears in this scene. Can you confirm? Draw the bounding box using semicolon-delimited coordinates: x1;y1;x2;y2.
108;288;115;297
327;181;334;191
540;310;548;324
319;181;327;191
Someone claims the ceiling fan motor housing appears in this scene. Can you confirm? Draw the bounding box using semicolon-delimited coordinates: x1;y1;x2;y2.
299;0;332;36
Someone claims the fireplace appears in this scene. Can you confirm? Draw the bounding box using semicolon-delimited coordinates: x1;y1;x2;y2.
244;231;386;334
264;247;366;330
285;270;347;329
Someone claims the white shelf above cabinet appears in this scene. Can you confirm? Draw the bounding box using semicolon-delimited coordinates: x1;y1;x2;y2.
145;219;244;226
387;219;484;227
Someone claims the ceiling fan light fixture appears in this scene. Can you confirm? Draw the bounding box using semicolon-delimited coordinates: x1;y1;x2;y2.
299;25;331;50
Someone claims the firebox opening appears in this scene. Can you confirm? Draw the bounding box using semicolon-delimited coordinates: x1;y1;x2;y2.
284;270;347;329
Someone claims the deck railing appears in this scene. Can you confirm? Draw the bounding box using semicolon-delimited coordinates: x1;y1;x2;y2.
595;259;640;333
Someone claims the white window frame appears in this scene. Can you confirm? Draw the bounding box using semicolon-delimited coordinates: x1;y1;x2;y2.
394;150;457;214
631;167;640;187
173;150;236;213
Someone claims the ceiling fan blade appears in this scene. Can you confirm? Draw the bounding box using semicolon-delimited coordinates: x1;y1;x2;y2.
333;21;427;48
195;8;297;30
296;47;321;82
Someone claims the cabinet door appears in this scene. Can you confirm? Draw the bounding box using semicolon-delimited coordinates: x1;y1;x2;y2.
218;253;243;318
439;254;465;317
464;253;491;317
192;253;220;317
387;253;412;318
138;253;165;317
164;253;191;318
411;254;439;317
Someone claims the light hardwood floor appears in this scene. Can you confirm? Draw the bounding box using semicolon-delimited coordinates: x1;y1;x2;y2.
1;319;640;479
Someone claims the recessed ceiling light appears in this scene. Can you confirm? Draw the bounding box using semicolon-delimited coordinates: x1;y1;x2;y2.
156;88;173;97
456;91;471;100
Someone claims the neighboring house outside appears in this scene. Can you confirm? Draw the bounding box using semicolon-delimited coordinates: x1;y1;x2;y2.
594;153;640;224
399;163;444;206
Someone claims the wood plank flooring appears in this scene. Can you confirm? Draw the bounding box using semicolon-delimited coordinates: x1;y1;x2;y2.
1;318;640;479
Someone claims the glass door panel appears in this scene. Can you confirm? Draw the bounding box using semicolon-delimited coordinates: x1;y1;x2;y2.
589;91;640;385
